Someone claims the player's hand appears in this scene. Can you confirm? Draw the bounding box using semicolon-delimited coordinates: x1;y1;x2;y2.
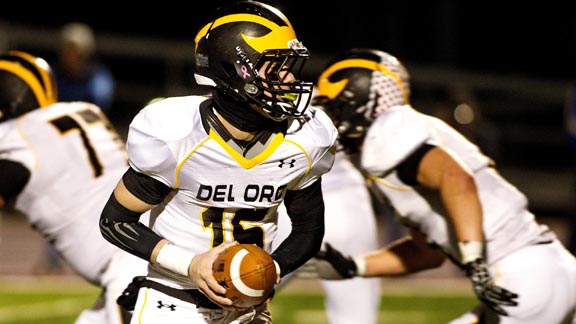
298;243;358;280
189;241;239;307
464;258;519;316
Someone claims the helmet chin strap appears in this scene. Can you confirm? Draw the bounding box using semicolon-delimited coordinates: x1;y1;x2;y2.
262;101;289;122
212;90;278;132
243;82;288;122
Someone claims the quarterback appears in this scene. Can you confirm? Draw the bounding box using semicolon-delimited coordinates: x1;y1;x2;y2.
99;2;337;323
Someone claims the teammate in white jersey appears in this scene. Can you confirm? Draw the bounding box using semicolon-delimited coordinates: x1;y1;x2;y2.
0;51;148;324
273;82;382;323
300;48;576;324
275;149;381;324
98;2;337;323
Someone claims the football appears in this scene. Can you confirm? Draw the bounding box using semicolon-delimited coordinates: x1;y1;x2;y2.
212;243;277;308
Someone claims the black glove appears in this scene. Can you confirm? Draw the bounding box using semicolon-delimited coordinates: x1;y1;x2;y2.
117;276;146;311
464;258;519;316
314;243;358;279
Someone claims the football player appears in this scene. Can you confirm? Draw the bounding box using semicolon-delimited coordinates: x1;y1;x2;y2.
98;1;337;323
274;100;382;324
0;50;147;324
301;48;576;323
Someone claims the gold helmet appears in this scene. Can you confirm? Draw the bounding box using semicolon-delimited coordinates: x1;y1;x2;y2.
194;1;312;121
314;48;409;153
0;50;57;122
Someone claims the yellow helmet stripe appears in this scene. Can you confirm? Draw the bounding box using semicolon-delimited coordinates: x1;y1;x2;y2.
317;58;407;101
0;61;49;107
195;14;296;53
10;51;57;105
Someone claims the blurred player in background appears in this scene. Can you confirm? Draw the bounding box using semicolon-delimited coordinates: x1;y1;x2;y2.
301;48;576;324
275;105;382;324
0;50;147;324
54;22;116;115
98;1;337;323
32;22;116;273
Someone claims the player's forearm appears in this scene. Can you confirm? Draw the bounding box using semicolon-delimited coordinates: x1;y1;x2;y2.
100;168;174;261
363;236;445;277
362;249;409;276
441;169;483;243
418;148;483;243
272;211;324;277
99;189;162;261
272;179;325;277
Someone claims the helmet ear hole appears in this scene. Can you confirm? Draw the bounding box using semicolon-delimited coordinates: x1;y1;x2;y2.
220;61;237;79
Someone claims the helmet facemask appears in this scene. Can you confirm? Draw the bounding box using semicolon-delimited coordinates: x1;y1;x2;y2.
246;47;312;121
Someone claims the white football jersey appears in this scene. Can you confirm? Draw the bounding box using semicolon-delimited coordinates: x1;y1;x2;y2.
0;101;130;283
362;105;556;264
126;96;337;288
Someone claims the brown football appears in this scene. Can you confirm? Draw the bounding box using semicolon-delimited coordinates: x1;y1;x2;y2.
212;243;277;308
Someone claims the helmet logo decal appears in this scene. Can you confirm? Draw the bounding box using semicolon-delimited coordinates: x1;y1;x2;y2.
240;65;250;78
195;14;297;53
287;39;306;51
317;77;348;101
235;46;256;83
318;58;407;102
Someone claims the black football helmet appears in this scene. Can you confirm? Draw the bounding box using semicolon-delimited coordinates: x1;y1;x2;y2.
0;50;57;122
314;48;410;153
194;1;313;121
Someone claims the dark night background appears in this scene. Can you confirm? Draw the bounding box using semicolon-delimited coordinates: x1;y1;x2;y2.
2;1;576;80
2;1;576;170
2;1;576;166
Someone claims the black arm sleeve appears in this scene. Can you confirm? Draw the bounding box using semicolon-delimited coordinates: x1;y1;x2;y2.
396;143;435;186
271;178;325;277
122;167;172;204
0;159;31;202
99;167;172;261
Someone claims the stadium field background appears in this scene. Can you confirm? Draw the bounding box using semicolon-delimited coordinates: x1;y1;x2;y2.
1;208;570;323
0;276;476;324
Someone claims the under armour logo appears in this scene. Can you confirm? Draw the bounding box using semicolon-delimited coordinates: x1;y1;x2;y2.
157;301;176;311
278;159;296;168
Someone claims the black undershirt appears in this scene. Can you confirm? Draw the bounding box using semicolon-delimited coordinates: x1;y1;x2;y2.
396;143;435;185
0;159;31;202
